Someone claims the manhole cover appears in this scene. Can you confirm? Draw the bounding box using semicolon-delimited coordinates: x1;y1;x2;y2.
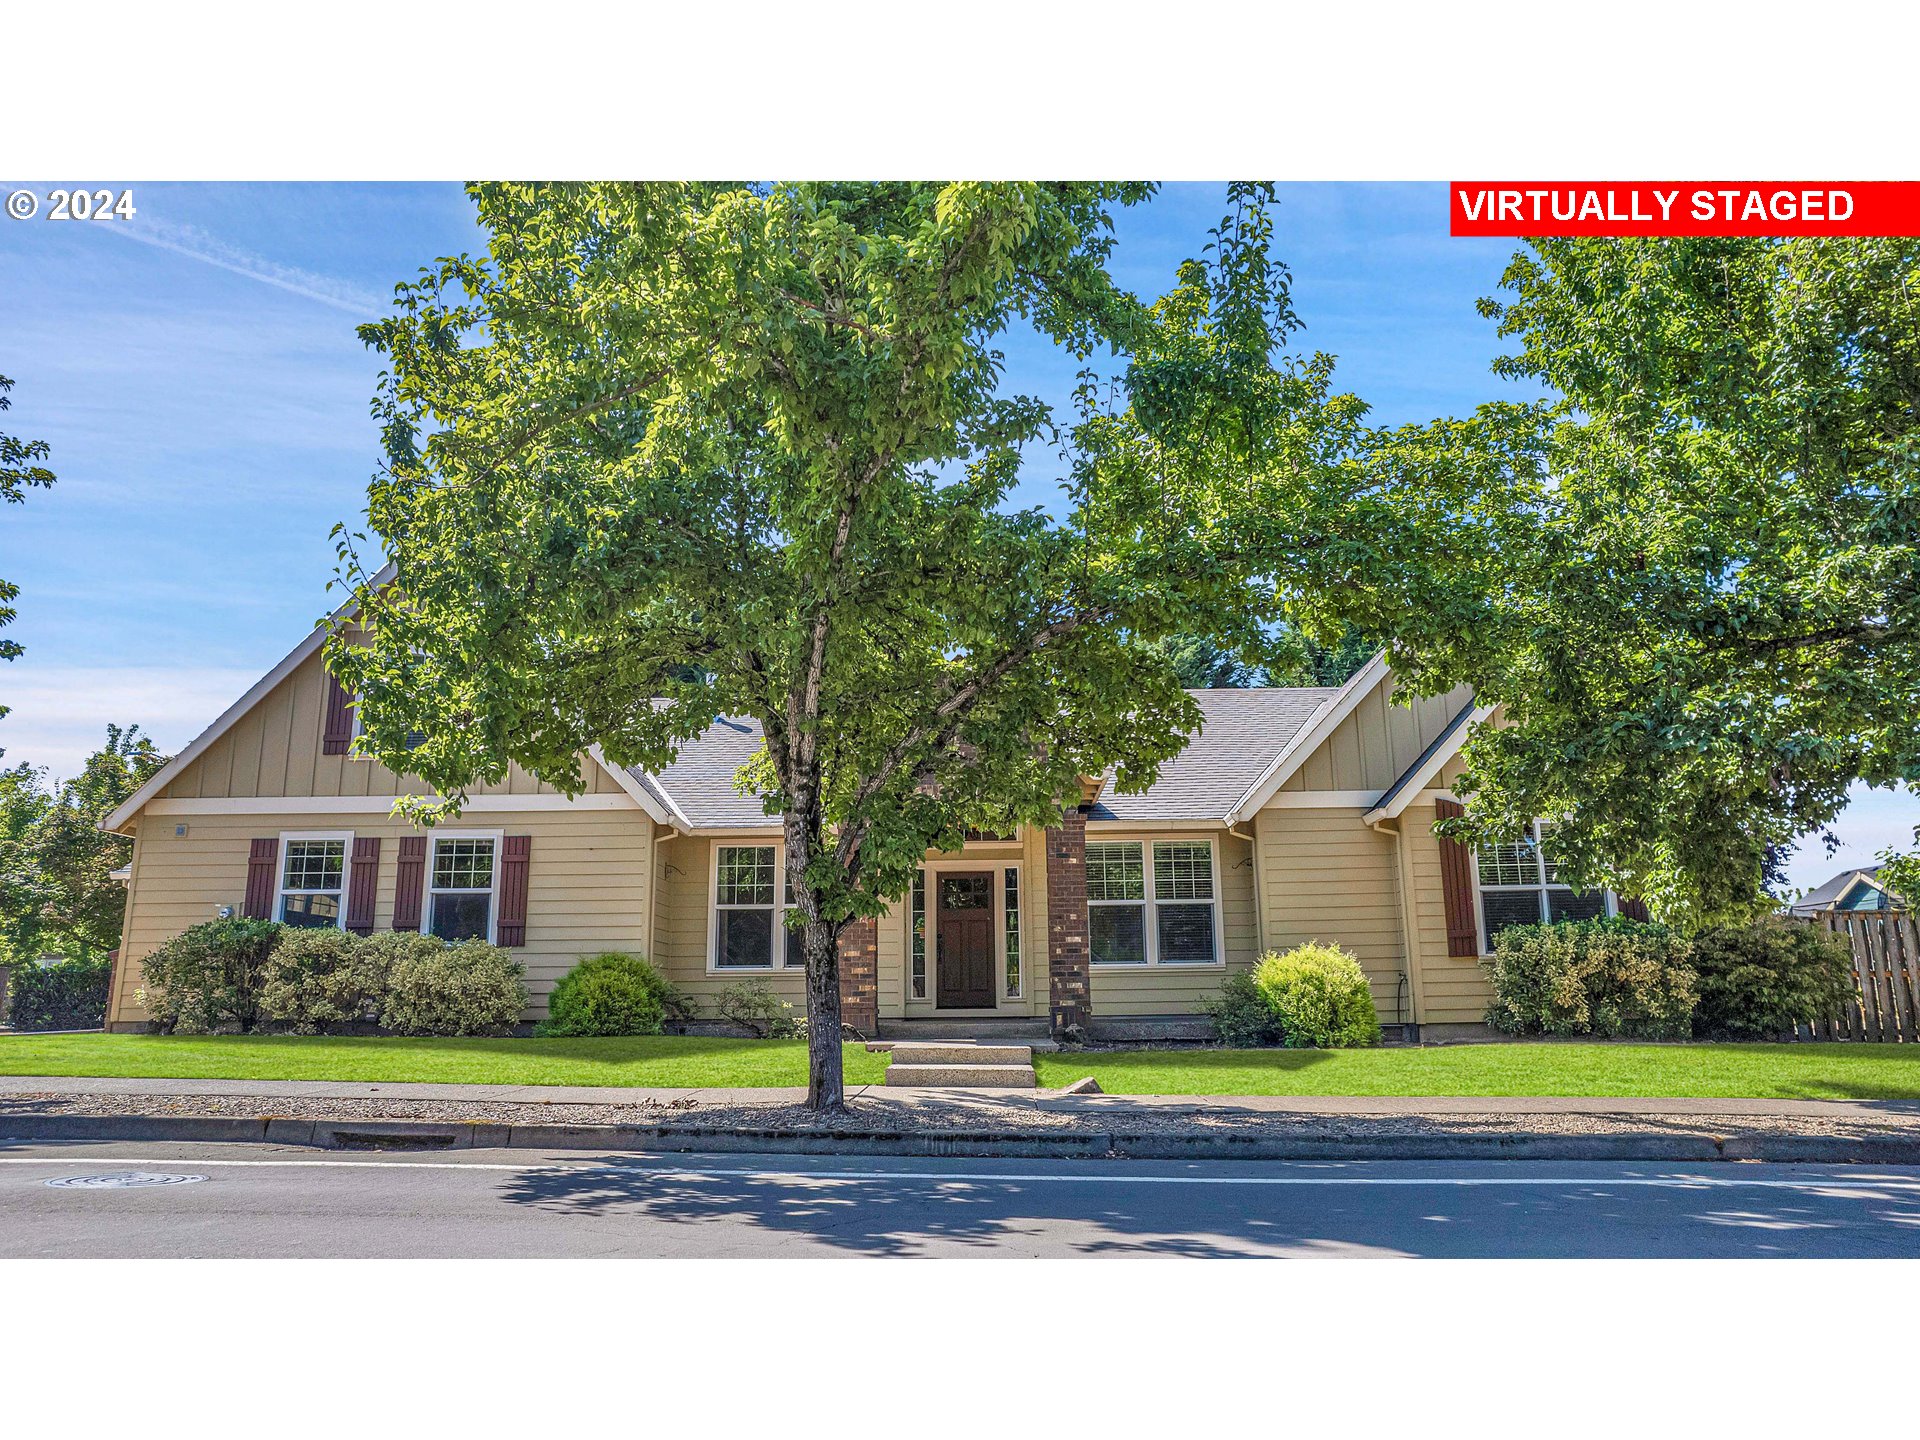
44;1171;206;1189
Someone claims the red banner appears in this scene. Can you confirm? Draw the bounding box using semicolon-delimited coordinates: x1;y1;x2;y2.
1450;182;1920;237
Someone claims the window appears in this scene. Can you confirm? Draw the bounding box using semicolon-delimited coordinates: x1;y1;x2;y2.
909;869;927;998
348;704;426;753
1088;838;1220;966
711;844;806;970
425;835;498;942
1476;821;1611;944
1003;866;1022;998
278;834;349;928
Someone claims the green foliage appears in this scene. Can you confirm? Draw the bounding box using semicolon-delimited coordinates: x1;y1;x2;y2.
1160;635;1257;689
1876;831;1918;910
1202;969;1283;1047
1313;238;1920;925
1690;921;1858;1039
5;954;112;1031
0;373;57;681
136;918;282;1034
0;725;166;966
1250;942;1380;1048
381;938;526;1037
713;979;799;1039
332;182;1373;1107
259;926;391;1034
1484;919;1696;1040
537;952;679;1037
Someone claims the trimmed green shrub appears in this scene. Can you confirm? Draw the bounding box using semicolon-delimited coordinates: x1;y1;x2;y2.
1485;918;1695;1040
5;954;113;1031
538;952;681;1037
259;927;391;1034
1251;942;1380;1048
1203;970;1283;1047
136;918;282;1033
1690;920;1857;1039
381;939;527;1036
714;978;798;1038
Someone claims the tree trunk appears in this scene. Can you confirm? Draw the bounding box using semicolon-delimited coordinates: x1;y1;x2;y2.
801;914;846;1112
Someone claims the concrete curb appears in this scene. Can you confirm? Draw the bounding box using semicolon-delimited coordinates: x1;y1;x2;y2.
7;1111;1920;1164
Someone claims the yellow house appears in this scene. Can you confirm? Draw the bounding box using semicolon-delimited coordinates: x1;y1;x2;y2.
101;597;1628;1040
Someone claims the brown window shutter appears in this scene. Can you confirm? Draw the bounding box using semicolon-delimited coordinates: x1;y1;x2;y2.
1434;798;1481;957
244;838;279;920
498;835;532;947
393;836;427;932
322;672;355;755
1617;896;1651;923
346;836;382;935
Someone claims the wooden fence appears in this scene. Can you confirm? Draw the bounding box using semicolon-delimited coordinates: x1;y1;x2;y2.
1802;910;1920;1043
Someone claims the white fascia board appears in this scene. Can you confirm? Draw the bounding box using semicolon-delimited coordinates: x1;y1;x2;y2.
1223;649;1392;825
586;744;683;828
101;563;398;835
1363;704;1496;824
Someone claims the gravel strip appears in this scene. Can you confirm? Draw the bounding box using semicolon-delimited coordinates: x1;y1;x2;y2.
7;1088;1920;1143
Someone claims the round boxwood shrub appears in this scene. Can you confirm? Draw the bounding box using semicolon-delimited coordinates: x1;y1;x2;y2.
259;927;390;1034
1689;920;1856;1039
5;954;113;1031
382;938;527;1037
136;917;282;1033
538;952;678;1037
1251;942;1380;1048
1203;970;1283;1047
1485;917;1695;1040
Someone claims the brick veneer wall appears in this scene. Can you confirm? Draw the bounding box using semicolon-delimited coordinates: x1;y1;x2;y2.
1046;806;1092;1035
837;916;879;1035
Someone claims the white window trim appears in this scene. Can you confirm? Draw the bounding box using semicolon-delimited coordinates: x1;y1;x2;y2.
1086;835;1224;968
1471;820;1617;954
276;830;354;931
707;840;805;974
911;857;1025;1010
419;829;504;945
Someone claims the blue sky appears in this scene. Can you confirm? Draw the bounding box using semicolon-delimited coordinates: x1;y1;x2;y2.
0;181;1910;891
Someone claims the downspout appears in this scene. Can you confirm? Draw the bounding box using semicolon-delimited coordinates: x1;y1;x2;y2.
1368;815;1419;1031
1226;820;1267;957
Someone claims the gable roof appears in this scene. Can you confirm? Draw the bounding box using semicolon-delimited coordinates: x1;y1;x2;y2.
1363;698;1493;823
1222;649;1390;825
1790;867;1901;916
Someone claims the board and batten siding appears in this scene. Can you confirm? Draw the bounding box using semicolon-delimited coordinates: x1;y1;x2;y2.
1279;678;1474;794
158;647;622;802
110;807;656;1026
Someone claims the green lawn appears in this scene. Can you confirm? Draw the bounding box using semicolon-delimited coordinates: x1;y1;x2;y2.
0;1033;888;1089
1033;1043;1920;1100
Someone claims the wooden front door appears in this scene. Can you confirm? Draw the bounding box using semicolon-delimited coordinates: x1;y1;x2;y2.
935;870;995;1008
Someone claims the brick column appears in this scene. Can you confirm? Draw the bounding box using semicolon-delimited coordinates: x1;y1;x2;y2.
1045;805;1092;1037
837;917;879;1036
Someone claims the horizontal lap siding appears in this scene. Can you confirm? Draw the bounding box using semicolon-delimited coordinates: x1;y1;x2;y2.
1089;828;1255;1016
1402;800;1494;1024
1254;807;1409;1021
111;808;654;1025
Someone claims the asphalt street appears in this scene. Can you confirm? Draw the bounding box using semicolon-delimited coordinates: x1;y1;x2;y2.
5;1141;1920;1257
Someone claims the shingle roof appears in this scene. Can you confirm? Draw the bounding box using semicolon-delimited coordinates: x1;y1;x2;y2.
1790;866;1895;916
633;687;1344;830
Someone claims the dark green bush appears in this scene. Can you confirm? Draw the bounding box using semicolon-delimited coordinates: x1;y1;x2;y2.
6;954;113;1031
382;938;527;1036
1690;921;1857;1039
1203;970;1283;1047
538;952;682;1037
259;927;391;1034
1251;942;1380;1048
136;918;282;1033
1485;918;1695;1040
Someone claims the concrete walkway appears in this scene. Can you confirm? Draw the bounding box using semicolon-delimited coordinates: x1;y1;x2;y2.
4;1073;1919;1121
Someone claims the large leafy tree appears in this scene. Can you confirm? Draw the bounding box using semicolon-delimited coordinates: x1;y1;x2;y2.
1;373;58;717
337;181;1367;1109
1313;237;1920;924
0;725;166;964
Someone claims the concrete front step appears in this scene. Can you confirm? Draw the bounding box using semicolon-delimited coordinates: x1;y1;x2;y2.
883;1043;1033;1066
885;1063;1037;1089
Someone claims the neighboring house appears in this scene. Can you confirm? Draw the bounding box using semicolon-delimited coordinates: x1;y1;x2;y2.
1790;867;1905;918
100;590;1627;1039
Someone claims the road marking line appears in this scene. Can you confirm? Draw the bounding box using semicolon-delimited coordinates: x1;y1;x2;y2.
2;1155;1919;1191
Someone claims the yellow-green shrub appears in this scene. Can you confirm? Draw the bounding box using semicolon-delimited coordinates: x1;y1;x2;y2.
1251;942;1380;1048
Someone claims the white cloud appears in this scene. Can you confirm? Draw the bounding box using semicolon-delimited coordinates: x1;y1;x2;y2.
103;217;385;316
0;665;260;779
